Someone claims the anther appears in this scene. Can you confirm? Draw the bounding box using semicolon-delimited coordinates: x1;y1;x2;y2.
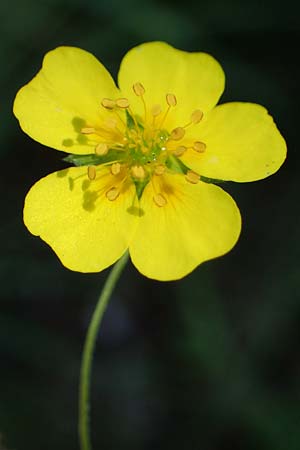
153;193;167;207
191;110;204;124
105;117;118;129
173;146;186;157
101;98;116;109
133;82;145;96
170;127;185;141
106;187;120;201
131;165;146;179
81;127;96;134
185;170;200;184
154;164;165;175
151;104;162;117
193;141;206;153
95;143;108;155
111;162;121;175
116;98;130;109
87;166;96;180
166;93;177;107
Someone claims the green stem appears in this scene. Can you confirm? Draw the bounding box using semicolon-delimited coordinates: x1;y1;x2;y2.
79;251;130;450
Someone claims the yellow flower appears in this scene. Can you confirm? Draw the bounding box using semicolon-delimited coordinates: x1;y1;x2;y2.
14;42;286;281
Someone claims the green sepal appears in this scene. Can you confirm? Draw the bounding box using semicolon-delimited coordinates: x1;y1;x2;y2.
166;155;225;184
126;110;135;129
200;175;226;184
134;179;148;199
126;110;144;131
165;155;186;174
63;150;125;167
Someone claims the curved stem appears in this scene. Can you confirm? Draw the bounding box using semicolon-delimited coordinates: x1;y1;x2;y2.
79;251;130;450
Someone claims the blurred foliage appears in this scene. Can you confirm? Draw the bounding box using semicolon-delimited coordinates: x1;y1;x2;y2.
0;0;299;449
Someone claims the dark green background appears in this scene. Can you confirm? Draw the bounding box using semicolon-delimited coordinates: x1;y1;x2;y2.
1;0;299;449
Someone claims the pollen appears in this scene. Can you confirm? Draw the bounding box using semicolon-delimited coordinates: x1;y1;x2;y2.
154;164;165;175
133;82;145;96
151;104;162;117
83;82;205;206
170;127;185;141
95;143;108;155
173;146;186;156
185;170;200;184
153;193;167;207
111;162;121;175
106;187;120;201
101;98;116;109
81;127;96;134
131;165;146;179
193;141;206;153
87;165;96;180
191;109;204;124
105;117;118;129
116;98;130;109
166;93;177;107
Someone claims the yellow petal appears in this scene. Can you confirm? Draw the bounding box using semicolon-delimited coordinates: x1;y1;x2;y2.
181;102;287;182
118;42;224;128
129;173;241;281
24;166;137;272
14;47;120;154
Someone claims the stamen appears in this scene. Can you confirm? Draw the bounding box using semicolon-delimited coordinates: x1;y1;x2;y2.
131;165;146;180
157;93;177;129
81;127;96;134
185;170;200;184
106;187;120;201
95;143;108;155
87;165;96;180
105;118;118;129
101;98;116;109
170;127;185;141
173;146;186;157
153;193;167;207
133;82;145;96
151;104;162;117
111;162;121;175
191;109;203;124
116;98;130;109
154;164;165;175
193;141;206;153
166;93;177;107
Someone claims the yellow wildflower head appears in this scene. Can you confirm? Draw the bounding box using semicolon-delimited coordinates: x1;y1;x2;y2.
13;42;287;281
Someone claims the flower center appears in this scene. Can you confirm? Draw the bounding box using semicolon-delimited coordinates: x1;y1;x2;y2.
80;82;207;207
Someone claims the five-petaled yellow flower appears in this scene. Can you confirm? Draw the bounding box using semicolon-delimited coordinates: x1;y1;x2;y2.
14;42;286;281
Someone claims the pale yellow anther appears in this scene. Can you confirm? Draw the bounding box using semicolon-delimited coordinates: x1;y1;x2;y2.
131;165;146;179
153;193;167;207
101;98;116;109
166;93;177;107
111;162;121;175
106;187;120;201
185;170;200;184
116;98;130;109
151;104;162;117
133;82;145;96
173;146;186;157
191;109;204;124
81;127;96;134
170;127;185;141
95;143;108;155
105;117;118;129
154;164;165;175
87;165;96;180
193;141;206;153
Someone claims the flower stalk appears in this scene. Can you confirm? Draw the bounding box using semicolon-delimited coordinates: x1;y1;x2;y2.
79;251;130;450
